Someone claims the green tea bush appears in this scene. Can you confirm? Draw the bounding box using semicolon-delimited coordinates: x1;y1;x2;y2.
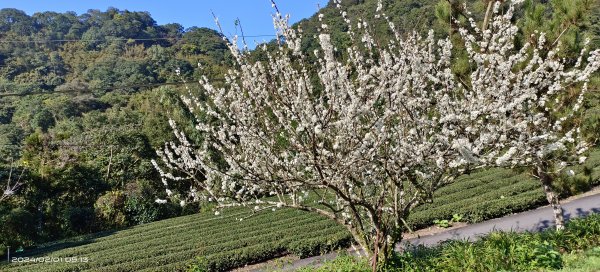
2;208;350;272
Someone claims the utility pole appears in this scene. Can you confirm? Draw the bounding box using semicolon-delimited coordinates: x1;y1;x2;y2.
7;246;9;262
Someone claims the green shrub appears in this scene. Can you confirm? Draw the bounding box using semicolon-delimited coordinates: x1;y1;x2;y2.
61;206;96;234
0;208;37;249
123;181;180;225
527;240;563;269
433;219;451;228
94;190;127;228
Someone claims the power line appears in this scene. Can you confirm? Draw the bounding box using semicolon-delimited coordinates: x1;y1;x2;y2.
0;81;199;98
0;37;175;43
0;143;122;147
0;143;201;148
0;141;149;149
0;35;277;44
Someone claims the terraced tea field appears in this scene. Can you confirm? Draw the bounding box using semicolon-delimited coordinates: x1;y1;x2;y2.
2;150;599;271
3;207;351;272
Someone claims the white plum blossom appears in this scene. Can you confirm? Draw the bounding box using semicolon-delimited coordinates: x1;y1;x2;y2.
153;0;474;254
153;1;469;260
454;2;600;230
152;0;599;262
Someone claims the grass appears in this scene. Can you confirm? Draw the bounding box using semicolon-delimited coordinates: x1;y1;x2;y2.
299;214;600;272
1;149;599;271
556;246;600;272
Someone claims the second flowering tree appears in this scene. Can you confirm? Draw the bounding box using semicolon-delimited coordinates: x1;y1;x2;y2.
453;1;600;230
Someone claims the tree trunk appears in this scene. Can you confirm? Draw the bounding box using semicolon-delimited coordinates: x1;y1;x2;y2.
370;228;389;272
537;165;565;230
371;229;380;272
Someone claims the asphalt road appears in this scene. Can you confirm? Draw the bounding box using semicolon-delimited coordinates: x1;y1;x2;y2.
400;192;600;250
255;193;600;271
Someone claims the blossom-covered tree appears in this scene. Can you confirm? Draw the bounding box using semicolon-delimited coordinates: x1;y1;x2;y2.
152;0;481;264
152;0;599;267
452;1;600;230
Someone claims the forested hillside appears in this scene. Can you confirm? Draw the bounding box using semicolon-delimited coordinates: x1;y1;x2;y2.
1;0;599;257
0;7;232;250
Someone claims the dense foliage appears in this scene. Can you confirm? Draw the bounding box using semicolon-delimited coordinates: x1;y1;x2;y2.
0;7;230;251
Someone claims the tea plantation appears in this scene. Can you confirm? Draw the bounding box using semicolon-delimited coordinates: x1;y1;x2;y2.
2;150;599;272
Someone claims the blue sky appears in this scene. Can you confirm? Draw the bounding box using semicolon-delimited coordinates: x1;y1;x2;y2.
2;1;328;44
